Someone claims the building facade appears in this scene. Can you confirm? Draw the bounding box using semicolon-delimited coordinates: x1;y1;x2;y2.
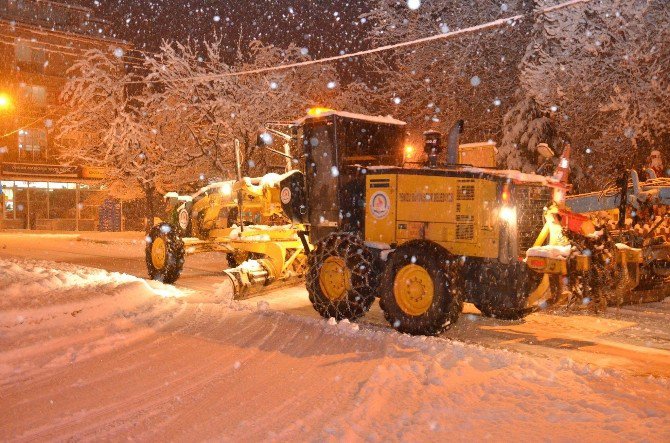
0;0;131;230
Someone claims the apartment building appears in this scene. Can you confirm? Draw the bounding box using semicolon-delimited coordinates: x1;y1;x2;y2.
0;0;131;229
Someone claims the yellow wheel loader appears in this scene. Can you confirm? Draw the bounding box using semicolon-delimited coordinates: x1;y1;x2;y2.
273;111;561;335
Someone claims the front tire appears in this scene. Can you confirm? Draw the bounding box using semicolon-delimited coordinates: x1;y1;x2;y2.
146;223;185;284
380;241;463;336
306;233;380;321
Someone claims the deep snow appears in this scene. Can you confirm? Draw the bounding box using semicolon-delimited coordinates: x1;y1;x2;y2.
1;256;669;441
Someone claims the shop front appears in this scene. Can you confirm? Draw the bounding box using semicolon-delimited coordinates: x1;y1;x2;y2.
0;162;106;230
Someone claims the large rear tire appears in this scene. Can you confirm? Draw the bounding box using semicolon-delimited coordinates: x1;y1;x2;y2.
380;241;463;336
468;261;544;320
146;223;185;284
306;233;380;321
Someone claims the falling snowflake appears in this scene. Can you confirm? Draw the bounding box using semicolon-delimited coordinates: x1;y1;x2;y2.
470;76;481;87
393;97;401;104
407;0;421;10
327;81;337;89
624;127;636;138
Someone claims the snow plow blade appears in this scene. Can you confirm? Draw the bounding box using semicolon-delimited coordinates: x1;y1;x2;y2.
223;259;304;299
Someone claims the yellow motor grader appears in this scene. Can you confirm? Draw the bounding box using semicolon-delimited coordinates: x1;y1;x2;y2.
282;110;663;335
145;136;310;297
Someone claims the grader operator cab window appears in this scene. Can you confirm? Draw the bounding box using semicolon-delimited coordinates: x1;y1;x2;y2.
299;112;406;242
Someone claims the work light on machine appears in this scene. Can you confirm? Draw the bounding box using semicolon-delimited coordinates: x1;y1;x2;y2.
220;182;233;197
499;206;517;223
307;107;333;116
404;145;415;158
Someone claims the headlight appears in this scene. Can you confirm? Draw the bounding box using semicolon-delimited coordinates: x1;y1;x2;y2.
221;182;232;196
499;206;516;223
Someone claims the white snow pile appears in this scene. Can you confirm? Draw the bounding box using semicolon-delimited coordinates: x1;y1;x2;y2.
526;244;572;259
289;315;670;441
0;258;187;384
2;258;669;441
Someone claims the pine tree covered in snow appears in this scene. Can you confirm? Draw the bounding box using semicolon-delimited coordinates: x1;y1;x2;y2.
515;0;670;189
359;0;531;143
498;94;564;173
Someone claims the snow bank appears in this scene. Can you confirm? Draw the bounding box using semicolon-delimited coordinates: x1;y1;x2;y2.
2;258;669;441
0;258;188;385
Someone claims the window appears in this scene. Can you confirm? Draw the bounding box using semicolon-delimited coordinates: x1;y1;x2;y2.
1;187;14;213
15;39;46;72
19;84;47;107
18;129;47;161
49;182;76;190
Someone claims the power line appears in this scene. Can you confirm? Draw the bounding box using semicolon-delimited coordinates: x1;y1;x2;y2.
0;38;148;68
0;111;54;138
128;0;591;85
0;31;148;64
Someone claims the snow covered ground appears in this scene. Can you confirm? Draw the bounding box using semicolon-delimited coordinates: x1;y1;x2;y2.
1;232;670;440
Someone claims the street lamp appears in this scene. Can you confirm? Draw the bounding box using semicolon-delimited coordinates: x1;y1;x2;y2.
0;93;14;112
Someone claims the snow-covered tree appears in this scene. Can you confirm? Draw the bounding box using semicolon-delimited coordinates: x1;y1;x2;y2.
143;37;340;180
498;94;564;173
358;0;531;142
57;49;191;227
515;0;670;188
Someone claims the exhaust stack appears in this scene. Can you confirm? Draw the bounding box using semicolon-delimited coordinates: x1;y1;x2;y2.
446;119;464;165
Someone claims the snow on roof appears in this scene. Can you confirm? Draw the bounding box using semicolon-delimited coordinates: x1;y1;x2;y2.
461;167;562;186
365;165;561;186
192;170;301;199
295;110;406;126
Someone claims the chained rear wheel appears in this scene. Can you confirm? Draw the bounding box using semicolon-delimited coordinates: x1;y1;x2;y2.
380;240;463;336
306;233;380;321
469;261;544;320
146;223;185;284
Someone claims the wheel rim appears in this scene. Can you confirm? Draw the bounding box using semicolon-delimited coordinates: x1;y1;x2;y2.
393;264;434;316
151;237;167;269
319;256;351;301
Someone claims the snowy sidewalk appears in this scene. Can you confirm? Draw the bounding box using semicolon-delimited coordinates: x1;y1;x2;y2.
1;258;669;441
0;230;146;246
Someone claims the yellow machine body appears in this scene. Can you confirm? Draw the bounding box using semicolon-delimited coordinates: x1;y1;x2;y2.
364;172;500;259
457;142;497;168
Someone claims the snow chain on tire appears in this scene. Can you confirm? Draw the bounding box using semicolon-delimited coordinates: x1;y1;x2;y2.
306;233;380;321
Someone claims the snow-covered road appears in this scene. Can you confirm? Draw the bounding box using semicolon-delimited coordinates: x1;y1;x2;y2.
1;232;669;440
